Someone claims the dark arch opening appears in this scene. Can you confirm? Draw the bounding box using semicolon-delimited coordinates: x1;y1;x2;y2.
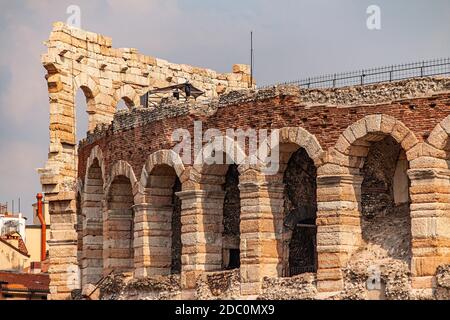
76;192;83;269
358;135;412;264
222;163;241;270
283;147;318;276
171;176;182;274
105;175;134;274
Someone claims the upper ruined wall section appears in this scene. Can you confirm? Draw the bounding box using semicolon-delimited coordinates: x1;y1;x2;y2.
40;22;252;195
42;22;253;136
80;76;450;147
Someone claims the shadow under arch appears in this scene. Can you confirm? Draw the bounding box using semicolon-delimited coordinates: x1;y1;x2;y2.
190;135;247;272
104;160;138;275
135;150;186;276
237;126;324;285
81;146;106;286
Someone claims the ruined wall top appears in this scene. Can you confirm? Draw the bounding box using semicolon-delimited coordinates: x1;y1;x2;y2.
40;22;253;196
79;76;450;148
43;22;253;99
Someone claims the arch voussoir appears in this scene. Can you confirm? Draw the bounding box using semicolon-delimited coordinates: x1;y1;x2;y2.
335;115;419;161
84;145;106;187
278;127;325;166
106;160;139;197
140;149;186;187
114;84;139;108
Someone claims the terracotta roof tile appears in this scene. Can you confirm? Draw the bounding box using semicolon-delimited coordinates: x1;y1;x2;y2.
0;272;50;292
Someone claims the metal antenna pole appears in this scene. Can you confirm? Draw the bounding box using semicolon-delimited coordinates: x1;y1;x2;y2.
250;31;253;89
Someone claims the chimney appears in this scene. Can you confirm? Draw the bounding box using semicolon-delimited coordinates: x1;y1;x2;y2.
36;193;47;261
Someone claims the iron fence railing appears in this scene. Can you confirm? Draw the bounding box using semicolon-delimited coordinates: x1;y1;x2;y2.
289;265;316;276
259;58;450;90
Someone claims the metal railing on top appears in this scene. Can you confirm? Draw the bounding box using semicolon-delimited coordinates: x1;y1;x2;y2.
259;58;450;90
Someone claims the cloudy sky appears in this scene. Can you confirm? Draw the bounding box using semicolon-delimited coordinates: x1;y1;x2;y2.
0;0;449;222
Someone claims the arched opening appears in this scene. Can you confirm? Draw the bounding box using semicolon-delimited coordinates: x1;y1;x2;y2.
352;135;412;266
171;176;182;274
281;144;318;276
75;87;92;143
144;165;182;275
82;159;104;285
222;163;241;270
116;98;133;111
195;146;242;272
76;191;83;270
105;175;134;274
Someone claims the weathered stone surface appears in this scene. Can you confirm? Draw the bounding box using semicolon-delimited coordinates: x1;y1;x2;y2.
41;23;450;301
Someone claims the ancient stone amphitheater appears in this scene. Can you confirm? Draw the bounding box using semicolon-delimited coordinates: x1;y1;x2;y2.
40;23;450;300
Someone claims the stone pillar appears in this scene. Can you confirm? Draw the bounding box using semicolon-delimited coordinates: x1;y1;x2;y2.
103;209;134;274
40;56;80;299
408;167;450;290
81;194;103;287
46;195;80;300
316;174;363;293
133;203;173;277
238;169;284;297
177;187;224;299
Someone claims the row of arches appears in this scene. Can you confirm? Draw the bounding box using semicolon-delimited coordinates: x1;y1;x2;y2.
74;74;141;136
76;114;450;291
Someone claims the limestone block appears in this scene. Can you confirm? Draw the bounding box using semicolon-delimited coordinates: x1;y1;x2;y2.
365;114;382;133
350;119;367;140
401;132;419;151
428;124;448;150
334;136;351;155
440;115;450;134
232;64;250;74
380;114;396;133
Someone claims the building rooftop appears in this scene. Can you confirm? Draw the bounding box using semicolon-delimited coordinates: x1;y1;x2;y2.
0;271;49;293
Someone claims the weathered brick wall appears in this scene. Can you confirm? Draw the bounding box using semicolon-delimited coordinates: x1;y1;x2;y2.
75;77;450;299
78;78;450;180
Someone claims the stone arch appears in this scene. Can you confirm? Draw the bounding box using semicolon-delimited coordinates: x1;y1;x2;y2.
140;150;186;188
185;135;246;273
73;73;101;133
330;115;418;222
73;73;100;113
318;115;417;292
105;160;139;199
84;146;106;187
81;146;106;286
409;115;450;283
263;127;323;277
427;115;450;150
113;84;140;109
193;135;247;176
332;114;419;163
135;150;185;277
424;115;450;168
104;160;138;274
277;127;325;167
